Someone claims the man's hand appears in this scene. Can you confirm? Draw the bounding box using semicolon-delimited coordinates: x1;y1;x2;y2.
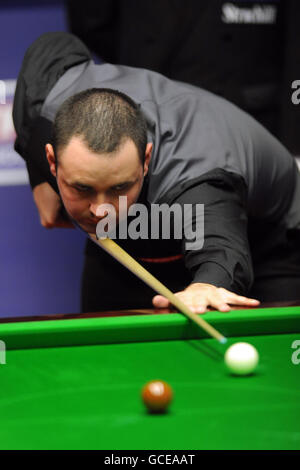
152;282;260;313
33;182;74;229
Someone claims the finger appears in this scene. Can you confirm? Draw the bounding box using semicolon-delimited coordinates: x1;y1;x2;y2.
218;289;259;302
233;296;260;305
192;303;208;314
41;220;54;229
41;220;74;229
152;295;170;308
220;291;260;306
174;293;208;314
208;298;231;312
215;303;231;312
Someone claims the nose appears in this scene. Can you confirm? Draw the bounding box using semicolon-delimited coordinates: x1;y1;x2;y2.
89;195;111;219
90;204;104;219
90;204;99;218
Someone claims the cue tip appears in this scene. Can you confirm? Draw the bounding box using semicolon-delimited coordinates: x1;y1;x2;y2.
219;337;228;344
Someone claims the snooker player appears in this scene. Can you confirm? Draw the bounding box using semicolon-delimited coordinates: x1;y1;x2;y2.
12;32;300;313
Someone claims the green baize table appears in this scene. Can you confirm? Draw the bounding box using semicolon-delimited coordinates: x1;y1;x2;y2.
0;304;299;450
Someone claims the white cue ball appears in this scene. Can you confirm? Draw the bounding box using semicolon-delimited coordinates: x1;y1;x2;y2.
224;342;259;376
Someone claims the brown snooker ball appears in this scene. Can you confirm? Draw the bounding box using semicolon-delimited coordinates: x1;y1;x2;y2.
141;380;173;413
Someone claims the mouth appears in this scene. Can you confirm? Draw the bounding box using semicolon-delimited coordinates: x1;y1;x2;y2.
77;216;119;232
82;216;101;225
84;222;99;232
75;219;98;230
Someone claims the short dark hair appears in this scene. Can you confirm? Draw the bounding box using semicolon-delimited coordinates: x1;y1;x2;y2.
53;88;148;163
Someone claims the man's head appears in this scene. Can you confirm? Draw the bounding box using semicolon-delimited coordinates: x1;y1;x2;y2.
46;88;152;233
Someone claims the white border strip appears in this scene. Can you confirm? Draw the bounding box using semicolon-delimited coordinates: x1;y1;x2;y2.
0;169;29;186
2;79;16;96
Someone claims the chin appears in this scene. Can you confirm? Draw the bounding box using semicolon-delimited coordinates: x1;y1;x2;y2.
86;226;97;234
78;222;97;234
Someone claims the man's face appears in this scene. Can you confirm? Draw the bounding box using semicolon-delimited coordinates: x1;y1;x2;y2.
46;136;152;234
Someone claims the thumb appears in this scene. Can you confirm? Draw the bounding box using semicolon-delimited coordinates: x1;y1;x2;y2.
152;295;170;308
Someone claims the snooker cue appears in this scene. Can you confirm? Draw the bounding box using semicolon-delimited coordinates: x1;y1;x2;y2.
89;235;227;344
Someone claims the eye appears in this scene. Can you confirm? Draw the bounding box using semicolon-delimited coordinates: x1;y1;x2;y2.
73;185;92;193
111;183;131;192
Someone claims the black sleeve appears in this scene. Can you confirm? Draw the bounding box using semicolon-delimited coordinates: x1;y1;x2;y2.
171;171;254;295
22;116;58;193
24;158;45;190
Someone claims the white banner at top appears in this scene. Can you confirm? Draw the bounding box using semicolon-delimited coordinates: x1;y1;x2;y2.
0;79;29;186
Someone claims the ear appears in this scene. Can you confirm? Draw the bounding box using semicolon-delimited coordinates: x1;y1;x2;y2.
45;143;57;178
143;143;152;176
